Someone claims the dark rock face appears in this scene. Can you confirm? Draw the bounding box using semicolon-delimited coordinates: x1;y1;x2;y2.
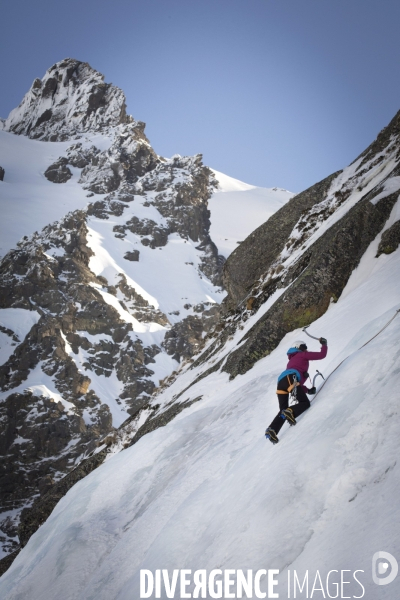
355;109;400;167
0;549;19;578
163;315;204;361
0;167;4;181
124;250;140;261
66;143;100;168
163;304;220;362
0;211;164;550
124;216;169;248
205;113;400;380
33;122;153;198
40;125;158;195
44;158;72;183
90;153;225;286
377;220;400;256
0;440;111;574
0;391;111;549
4;58;131;141
136;154;225;285
222;190;398;378
222;171;341;310
78;124;159;194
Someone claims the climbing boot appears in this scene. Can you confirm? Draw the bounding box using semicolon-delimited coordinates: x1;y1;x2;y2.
265;428;279;444
282;407;296;426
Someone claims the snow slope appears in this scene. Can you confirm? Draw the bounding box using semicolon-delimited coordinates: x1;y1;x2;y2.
209;170;293;258
86;210;223;323
0;130;112;258
1;199;399;597
0;308;41;365
0;131;288;262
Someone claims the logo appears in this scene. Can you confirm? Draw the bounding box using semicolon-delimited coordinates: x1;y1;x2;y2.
372;551;398;586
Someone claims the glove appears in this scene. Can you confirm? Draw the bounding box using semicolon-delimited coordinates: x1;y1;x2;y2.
307;386;316;395
319;337;327;346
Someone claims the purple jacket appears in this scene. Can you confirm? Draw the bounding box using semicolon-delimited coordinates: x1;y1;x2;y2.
286;345;327;390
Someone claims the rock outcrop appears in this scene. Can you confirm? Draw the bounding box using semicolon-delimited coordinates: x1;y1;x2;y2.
222;171;340;310
377;219;400;256
44;158;72;183
198;110;400;380
222;187;399;378
162;303;220;362
222;111;400;313
4;58;131;141
0;390;111;552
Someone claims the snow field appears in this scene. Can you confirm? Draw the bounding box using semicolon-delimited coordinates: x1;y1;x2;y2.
0;308;40;365
87;221;223;324
209;170;293;258
1;199;399;598
0;130;112;258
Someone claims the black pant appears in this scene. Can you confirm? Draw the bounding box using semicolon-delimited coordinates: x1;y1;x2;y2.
269;374;310;434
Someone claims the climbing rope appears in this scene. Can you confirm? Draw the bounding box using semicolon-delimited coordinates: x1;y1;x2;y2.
311;308;400;401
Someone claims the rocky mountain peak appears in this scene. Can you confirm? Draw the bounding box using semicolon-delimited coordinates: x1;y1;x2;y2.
0;55;230;561
3;58;132;141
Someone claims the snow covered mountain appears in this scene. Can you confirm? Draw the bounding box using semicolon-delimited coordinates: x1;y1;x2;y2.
1;59;400;599
0;59;292;563
2;254;399;599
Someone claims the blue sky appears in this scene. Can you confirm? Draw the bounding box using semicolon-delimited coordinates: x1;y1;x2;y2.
1;0;399;191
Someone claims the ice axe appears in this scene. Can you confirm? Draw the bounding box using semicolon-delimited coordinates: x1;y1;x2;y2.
312;370;325;387
302;325;321;341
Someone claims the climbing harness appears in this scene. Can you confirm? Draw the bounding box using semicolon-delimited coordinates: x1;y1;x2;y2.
276;374;299;395
290;375;298;405
276;373;299;405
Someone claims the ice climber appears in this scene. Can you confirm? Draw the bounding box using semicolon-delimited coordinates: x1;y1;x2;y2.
265;337;327;444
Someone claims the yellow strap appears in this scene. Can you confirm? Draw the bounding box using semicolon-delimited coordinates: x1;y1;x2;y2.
276;375;299;394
